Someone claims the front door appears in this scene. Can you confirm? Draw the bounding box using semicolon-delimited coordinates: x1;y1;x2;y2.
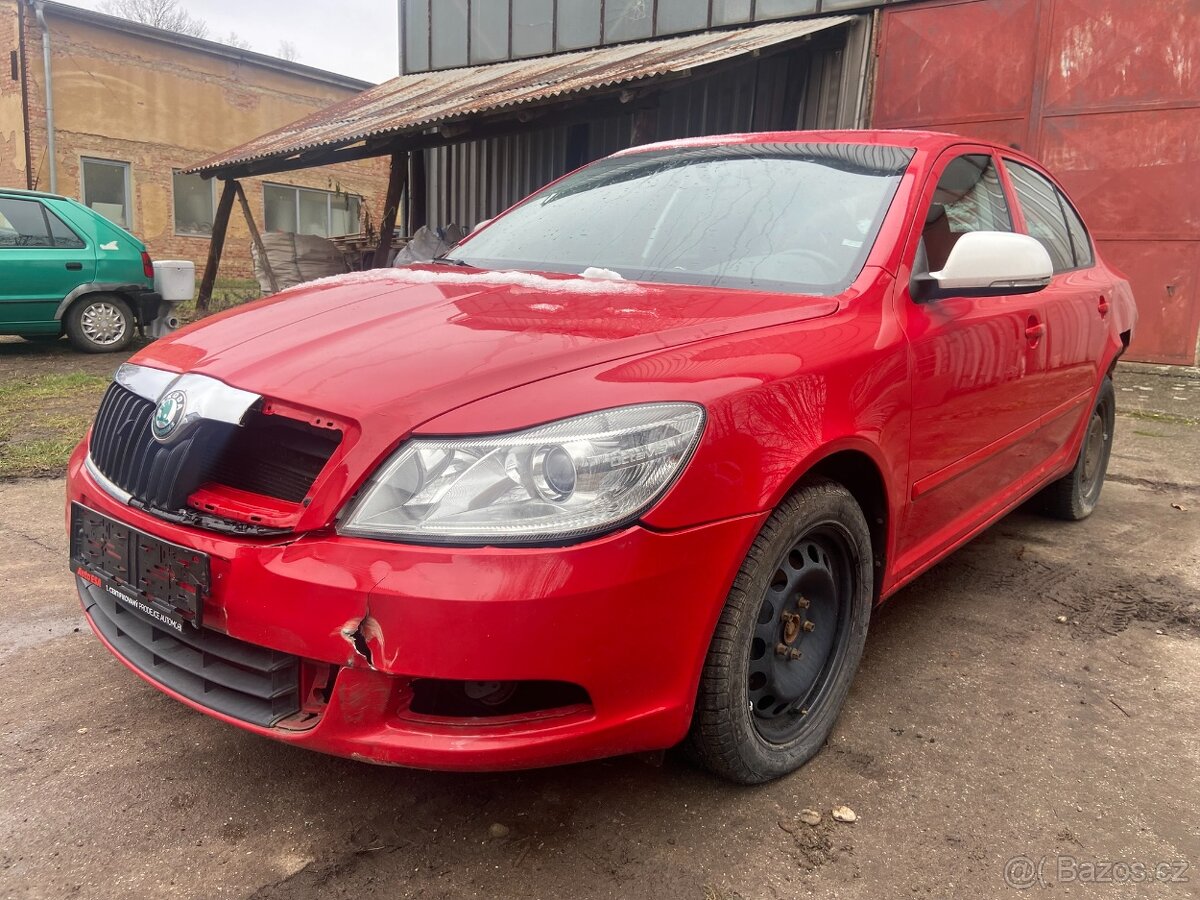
0;197;95;330
894;149;1052;577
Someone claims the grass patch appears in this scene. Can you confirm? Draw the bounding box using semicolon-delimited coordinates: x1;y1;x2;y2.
1119;408;1200;426
0;372;110;478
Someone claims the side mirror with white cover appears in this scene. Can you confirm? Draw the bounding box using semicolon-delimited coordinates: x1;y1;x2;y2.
913;231;1053;302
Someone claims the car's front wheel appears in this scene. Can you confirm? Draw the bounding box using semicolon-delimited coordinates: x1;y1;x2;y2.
65;295;135;353
687;479;873;784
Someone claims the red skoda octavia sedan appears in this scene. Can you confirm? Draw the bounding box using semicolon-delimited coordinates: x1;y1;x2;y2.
68;131;1135;783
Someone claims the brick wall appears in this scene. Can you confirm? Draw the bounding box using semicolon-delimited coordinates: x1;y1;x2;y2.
0;0;29;188
13;4;389;281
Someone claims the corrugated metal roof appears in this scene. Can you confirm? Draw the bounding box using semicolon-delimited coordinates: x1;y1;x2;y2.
187;16;852;177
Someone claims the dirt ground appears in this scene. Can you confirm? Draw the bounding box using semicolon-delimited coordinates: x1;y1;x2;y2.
0;370;1197;900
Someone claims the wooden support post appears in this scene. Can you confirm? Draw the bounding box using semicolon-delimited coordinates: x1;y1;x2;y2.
197;179;238;311
372;150;407;269
234;181;278;294
630;108;657;147
409;149;428;233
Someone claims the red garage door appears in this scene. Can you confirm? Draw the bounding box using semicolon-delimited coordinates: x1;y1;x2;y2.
872;0;1200;365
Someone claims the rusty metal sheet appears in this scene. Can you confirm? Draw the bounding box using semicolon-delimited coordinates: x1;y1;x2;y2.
1040;108;1200;242
1099;240;1200;366
871;0;1037;129
186;16;852;176
1044;0;1200;113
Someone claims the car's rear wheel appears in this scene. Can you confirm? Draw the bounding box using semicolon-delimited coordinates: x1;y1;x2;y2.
686;479;873;784
65;295;135;353
1036;377;1115;521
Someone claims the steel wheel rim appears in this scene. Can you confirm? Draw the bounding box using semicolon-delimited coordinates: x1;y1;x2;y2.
747;522;856;744
1081;411;1106;485
80;302;126;346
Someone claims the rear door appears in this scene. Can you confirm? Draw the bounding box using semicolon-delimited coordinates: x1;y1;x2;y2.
895;148;1055;573
0;197;95;329
1002;159;1111;451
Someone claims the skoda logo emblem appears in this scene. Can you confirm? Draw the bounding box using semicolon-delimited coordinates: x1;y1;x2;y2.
152;390;187;442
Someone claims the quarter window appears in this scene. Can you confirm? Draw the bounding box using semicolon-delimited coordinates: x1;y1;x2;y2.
173;170;216;236
263;184;361;238
1005;161;1079;273
0;198;83;249
81;157;132;229
920;154;1013;272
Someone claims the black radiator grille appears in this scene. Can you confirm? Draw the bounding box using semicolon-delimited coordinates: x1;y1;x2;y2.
80;578;301;727
88;382;340;515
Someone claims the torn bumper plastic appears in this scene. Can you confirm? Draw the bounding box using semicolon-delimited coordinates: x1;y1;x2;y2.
68;443;766;770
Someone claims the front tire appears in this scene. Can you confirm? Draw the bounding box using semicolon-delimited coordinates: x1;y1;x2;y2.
1037;377;1115;521
687;479;873;784
65;295;135;353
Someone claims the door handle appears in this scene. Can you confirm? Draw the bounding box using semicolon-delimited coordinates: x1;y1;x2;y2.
1097;296;1110;317
1025;316;1046;345
65;262;83;271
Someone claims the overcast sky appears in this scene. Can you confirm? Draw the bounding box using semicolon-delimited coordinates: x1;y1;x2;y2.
59;0;399;83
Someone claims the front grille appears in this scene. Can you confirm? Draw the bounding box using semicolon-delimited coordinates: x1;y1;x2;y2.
88;382;339;513
80;577;301;727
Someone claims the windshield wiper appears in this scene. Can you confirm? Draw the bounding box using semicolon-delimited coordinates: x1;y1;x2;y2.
432;255;472;267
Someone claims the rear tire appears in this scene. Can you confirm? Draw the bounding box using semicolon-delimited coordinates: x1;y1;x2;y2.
686;479;873;784
65;294;135;353
1037;377;1115;521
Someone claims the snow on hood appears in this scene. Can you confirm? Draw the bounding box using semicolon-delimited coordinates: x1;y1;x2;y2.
294;266;642;296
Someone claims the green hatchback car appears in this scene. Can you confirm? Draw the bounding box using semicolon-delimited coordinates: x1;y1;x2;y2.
0;188;163;353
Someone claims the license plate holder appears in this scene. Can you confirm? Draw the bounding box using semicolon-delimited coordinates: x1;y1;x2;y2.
70;503;210;632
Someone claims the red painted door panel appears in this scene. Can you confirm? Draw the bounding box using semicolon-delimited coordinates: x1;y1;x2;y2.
873;0;1200;364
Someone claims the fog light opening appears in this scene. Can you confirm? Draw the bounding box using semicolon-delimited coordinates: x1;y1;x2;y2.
408;679;591;719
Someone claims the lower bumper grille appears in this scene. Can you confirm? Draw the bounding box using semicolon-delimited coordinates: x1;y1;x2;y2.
79;577;300;727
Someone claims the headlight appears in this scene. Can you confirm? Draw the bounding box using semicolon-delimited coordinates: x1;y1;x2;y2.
339;403;705;544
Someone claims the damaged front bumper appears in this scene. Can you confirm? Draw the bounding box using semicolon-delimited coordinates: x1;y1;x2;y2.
68;445;766;771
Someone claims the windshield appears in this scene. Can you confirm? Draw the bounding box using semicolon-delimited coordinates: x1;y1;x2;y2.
454;142;913;295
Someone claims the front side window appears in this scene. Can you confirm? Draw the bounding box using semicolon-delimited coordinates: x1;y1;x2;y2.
919;154;1013;273
0;198;52;247
173;170;215;236
264;184;361;238
0;198;82;249
455;143;914;295
81;157;131;228
1006;160;1092;271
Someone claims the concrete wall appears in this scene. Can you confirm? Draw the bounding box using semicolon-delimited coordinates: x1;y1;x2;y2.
4;2;388;279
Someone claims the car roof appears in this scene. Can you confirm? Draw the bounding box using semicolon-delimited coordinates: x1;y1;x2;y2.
622;129;1025;158
0;187;72;201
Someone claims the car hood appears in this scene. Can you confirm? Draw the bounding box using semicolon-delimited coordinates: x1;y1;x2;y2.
135;268;840;435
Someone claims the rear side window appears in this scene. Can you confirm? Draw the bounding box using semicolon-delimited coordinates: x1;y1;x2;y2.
46;208;86;249
920;154;1013;272
1060;195;1094;268
1005;161;1090;272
